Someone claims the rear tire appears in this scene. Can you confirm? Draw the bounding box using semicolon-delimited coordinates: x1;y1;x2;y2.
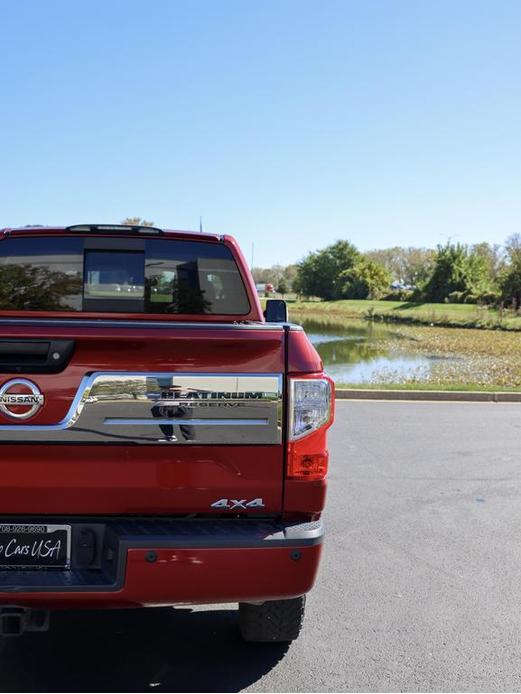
238;596;306;642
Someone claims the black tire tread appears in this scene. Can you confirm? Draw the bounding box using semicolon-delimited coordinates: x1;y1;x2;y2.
239;596;306;642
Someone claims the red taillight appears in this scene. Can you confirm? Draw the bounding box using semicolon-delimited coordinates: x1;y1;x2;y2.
287;376;334;481
288;449;329;480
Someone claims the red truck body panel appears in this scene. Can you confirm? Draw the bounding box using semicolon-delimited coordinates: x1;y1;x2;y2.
0;445;284;515
0;545;322;610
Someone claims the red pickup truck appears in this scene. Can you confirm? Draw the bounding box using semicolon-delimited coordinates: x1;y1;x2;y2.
0;224;334;641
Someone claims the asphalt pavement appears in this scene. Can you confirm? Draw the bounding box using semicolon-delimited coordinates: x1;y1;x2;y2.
2;400;521;692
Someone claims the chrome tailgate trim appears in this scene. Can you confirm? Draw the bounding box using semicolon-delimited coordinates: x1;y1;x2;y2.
0;373;283;445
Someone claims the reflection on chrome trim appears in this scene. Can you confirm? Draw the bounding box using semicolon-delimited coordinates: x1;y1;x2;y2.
0;373;283;445
104;418;269;426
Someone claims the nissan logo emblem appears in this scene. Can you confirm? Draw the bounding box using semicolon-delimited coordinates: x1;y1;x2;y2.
0;379;45;420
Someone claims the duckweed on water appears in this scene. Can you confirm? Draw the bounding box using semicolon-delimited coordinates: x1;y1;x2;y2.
378;326;521;387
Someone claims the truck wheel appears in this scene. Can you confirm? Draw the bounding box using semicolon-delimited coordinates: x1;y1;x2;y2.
238;596;306;642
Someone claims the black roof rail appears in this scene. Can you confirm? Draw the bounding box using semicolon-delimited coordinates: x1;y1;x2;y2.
65;224;164;235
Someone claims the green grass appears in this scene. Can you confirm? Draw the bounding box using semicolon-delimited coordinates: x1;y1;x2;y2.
286;299;521;331
335;382;521;392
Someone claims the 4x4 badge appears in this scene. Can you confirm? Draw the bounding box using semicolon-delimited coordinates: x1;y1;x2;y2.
210;498;265;510
0;379;45;420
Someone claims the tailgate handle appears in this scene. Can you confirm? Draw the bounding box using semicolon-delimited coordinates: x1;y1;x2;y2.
0;340;75;373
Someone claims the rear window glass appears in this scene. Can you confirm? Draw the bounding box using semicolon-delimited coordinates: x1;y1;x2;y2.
0;236;250;315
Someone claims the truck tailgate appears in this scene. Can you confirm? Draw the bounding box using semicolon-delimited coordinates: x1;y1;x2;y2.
0;321;285;515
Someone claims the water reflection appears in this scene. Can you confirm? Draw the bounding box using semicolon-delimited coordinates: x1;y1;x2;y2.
296;317;453;384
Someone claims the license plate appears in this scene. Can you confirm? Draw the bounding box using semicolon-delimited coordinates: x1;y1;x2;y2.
0;524;71;569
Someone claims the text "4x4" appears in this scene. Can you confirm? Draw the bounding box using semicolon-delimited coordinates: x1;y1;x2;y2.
210;498;265;510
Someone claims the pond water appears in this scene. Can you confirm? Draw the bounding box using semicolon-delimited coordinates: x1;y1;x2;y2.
297;317;459;385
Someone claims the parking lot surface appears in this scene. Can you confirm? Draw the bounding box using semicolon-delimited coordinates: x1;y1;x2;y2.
2;400;521;692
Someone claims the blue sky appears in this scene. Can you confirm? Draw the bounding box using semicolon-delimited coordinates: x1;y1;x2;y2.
1;1;520;267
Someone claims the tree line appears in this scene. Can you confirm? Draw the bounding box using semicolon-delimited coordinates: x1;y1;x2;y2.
253;236;521;305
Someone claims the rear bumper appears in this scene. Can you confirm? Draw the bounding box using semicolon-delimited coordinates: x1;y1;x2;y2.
0;518;323;609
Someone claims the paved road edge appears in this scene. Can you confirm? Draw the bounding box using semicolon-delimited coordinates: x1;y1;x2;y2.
335;389;521;402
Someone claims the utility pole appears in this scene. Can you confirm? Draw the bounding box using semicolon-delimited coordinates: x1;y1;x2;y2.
251;242;255;269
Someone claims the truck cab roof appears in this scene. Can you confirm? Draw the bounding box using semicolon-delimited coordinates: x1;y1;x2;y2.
0;224;223;244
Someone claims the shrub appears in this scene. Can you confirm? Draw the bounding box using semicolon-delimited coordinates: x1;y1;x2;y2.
383;290;414;301
477;291;500;306
340;258;391;300
447;291;465;304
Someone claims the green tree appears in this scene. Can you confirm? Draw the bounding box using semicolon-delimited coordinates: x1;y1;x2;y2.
276;277;288;297
471;242;504;282
499;234;521;305
499;264;521;306
340;258;391;299
423;243;489;302
466;250;491;295
296;240;360;300
252;264;298;292
365;246;435;286
282;264;298;291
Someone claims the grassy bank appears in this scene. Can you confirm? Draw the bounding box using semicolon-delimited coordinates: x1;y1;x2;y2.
287;299;521;331
335;382;521;392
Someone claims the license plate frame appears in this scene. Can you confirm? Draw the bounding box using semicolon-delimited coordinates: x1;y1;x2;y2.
0;524;71;569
